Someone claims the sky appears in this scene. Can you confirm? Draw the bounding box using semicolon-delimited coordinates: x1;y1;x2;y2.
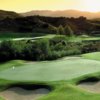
0;0;100;13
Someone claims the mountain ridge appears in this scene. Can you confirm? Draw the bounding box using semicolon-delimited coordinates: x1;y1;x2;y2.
21;10;100;19
0;10;21;20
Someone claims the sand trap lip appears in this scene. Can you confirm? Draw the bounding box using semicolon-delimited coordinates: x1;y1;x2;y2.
0;84;51;100
77;77;100;93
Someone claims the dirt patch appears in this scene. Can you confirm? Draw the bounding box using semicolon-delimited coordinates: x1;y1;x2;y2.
77;77;100;93
0;84;51;100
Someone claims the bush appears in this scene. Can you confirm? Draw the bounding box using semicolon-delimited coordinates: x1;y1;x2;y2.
0;41;16;61
57;25;65;35
0;36;99;62
33;39;51;60
22;38;51;60
64;25;74;36
81;41;100;53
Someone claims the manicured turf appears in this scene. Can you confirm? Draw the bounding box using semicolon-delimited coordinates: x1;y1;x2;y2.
0;57;100;82
0;53;100;100
82;52;100;61
0;34;100;42
0;34;56;41
0;60;25;71
12;34;56;41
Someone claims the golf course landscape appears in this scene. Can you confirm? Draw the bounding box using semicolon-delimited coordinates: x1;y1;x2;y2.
0;24;99;100
0;2;100;99
0;48;100;100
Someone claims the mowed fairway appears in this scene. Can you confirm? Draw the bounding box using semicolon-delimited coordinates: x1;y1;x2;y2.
0;57;100;82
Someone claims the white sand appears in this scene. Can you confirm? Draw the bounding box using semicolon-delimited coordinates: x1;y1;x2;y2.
0;87;50;100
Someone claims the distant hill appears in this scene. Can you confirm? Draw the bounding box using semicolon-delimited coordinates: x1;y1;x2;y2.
0;10;21;20
21;10;100;19
0;10;99;35
0;15;100;35
0;16;57;34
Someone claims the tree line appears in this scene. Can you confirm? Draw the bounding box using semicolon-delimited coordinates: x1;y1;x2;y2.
0;36;99;62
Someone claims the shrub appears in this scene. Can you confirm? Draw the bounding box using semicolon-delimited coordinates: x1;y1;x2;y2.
0;36;99;62
64;25;74;36
57;25;65;35
0;41;16;61
33;39;51;60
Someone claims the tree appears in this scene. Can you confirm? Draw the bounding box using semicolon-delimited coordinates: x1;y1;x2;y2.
64;25;74;36
32;39;51;60
0;41;16;61
57;25;65;35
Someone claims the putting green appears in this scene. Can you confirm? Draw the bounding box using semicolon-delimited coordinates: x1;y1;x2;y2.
0;57;100;82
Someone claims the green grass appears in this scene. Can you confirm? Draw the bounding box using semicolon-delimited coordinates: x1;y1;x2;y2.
0;32;53;40
82;52;100;61
0;53;100;100
0;57;100;82
0;33;100;42
82;37;100;41
0;33;56;41
39;84;100;100
0;60;25;71
0;33;100;100
0;97;4;100
63;36;100;43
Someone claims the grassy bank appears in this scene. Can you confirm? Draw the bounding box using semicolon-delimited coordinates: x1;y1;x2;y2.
82;52;100;61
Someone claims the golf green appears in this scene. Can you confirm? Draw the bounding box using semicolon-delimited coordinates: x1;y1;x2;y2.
0;57;100;82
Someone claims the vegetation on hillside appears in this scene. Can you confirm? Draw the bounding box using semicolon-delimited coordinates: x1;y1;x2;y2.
0;16;100;36
0;10;21;20
0;36;99;62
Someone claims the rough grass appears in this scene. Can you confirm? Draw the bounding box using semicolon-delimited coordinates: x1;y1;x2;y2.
40;84;100;100
82;52;100;61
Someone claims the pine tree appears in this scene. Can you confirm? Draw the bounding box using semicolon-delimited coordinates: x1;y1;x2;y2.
57;25;65;35
64;25;74;36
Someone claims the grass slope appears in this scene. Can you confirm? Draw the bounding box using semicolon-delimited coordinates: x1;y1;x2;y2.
40;84;100;100
82;52;100;61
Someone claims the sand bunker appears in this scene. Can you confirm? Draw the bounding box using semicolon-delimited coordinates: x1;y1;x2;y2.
78;77;100;93
0;85;51;100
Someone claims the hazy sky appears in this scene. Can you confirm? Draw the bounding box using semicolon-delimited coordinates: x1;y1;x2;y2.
0;0;100;12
